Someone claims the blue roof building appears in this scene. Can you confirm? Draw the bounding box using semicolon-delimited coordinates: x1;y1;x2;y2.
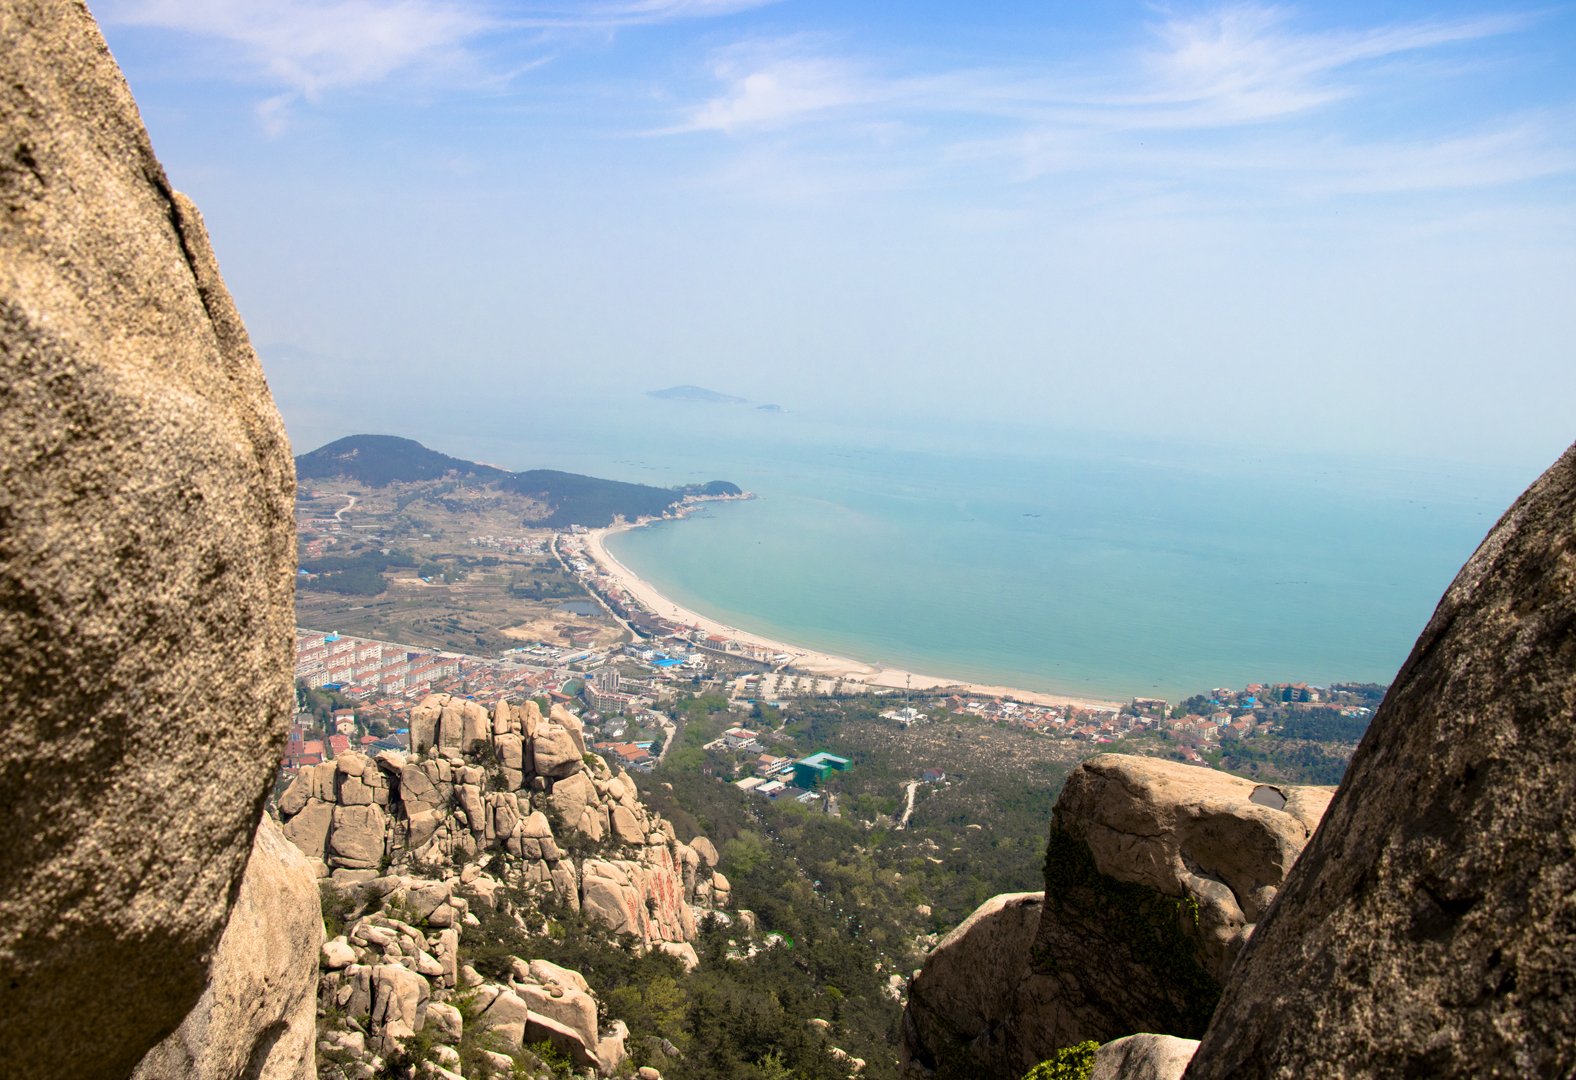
792;752;852;789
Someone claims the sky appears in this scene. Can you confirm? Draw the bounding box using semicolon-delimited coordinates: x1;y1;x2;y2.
91;0;1576;470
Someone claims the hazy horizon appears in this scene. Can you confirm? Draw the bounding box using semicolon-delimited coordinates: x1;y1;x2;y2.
91;0;1574;474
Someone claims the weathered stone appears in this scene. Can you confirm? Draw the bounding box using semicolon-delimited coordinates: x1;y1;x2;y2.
1050;755;1333;983
480;988;530;1046
659;941;700;972
550;771;596;826
610;805;646;845
496;732;525;771
322;937;356;970
335;751;371;778
491;699;513;739
525;1011;599;1070
406;809;443;851
902;747;1337;1080
518;810;554;839
1184;441;1576;1080
0;3;296;1075
409;696;444;754
529;958;592;995
132;815;322;1080
279;771;313;817
424;1001;463;1043
550;703;588;755
1090;1034;1198;1080
328;804;387;869
900;893;1047;1080
371;963;429;1032
438;705;465;748
515;982;598;1053
576;806;606;842
281;799;334;864
533;724;583;777
336;771;374;806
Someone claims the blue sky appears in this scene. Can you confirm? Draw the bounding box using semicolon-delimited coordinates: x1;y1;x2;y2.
92;0;1576;467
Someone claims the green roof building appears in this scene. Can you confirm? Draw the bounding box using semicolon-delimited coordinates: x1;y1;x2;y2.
792;752;852;789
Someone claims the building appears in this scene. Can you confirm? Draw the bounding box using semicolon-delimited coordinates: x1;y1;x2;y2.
792;752;852;789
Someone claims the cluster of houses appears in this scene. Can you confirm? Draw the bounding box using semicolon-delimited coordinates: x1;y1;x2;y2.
465;534;547;555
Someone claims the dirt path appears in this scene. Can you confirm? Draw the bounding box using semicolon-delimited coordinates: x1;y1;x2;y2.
896;781;921;829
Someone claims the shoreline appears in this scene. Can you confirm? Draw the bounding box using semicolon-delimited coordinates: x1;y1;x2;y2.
582;521;1126;712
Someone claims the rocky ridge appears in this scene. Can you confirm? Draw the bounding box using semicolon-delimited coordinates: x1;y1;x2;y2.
278;693;732;1076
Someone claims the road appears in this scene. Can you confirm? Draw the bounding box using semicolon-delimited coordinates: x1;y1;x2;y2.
334;494;356;521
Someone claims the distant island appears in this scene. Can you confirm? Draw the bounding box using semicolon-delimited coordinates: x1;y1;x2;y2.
296;434;743;528
757;404;786;412
646;385;747;404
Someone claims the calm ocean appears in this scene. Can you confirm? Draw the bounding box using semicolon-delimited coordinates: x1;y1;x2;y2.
420;399;1536;703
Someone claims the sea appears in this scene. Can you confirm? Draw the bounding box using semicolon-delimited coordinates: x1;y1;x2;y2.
332;396;1542;704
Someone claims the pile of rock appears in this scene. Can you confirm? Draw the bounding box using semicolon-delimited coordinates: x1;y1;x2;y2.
276;694;730;949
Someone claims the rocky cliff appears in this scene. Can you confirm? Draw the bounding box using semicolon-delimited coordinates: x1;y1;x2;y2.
277;694;725;951
0;1;296;1076
900;757;1333;1080
274;693;733;1075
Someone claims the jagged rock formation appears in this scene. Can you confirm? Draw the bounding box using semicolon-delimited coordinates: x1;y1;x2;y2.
0;1;296;1076
1183;440;1576;1080
278;694;722;949
132;815;323;1080
900;756;1332;1080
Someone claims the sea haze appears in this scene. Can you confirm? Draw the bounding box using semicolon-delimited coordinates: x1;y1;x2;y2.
309;396;1537;703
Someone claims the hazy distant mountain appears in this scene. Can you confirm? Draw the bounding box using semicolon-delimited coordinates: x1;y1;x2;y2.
296;434;740;527
646;385;747;404
297;435;508;486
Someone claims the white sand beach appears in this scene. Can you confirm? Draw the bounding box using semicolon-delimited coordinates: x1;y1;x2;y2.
581;522;1125;712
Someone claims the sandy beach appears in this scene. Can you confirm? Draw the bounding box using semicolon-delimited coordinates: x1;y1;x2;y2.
581;522;1125;712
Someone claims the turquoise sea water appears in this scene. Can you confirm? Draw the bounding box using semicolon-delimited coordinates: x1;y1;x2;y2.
395;400;1539;703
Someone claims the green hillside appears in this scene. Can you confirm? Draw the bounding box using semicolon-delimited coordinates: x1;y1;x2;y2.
296;435;507;486
295;435;740;528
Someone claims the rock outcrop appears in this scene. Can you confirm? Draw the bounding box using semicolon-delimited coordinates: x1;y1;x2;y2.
132;815;323;1080
901;756;1332;1080
1183;440;1576;1080
0;1;296;1076
277;693;724;948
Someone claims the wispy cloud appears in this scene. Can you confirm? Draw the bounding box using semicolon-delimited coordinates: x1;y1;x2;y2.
677;6;1528;135
665;5;1567;199
100;0;780;102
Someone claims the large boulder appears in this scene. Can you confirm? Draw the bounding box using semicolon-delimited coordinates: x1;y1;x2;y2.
131;815;323;1080
1049;755;1333;984
901;893;1049;1080
1185;441;1576;1080
533;723;584;777
0;2;296;1076
1090;1034;1198;1080
900;757;1333;1080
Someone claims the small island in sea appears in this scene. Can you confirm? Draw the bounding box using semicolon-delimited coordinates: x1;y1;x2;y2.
646;384;747;404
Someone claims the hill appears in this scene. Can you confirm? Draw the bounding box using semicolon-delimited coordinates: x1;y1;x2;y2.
296;434;508;487
499;469;693;529
646;385;747;404
295;435;740;528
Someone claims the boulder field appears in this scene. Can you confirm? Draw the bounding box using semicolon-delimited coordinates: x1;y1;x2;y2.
0;0;296;1075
